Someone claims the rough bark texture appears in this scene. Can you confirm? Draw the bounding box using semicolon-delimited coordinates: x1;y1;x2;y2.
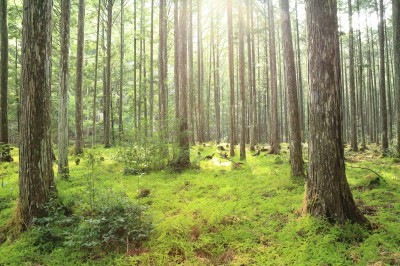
0;0;8;144
188;0;195;145
75;0;85;155
92;0;101;147
119;0;124;140
348;0;358;151
268;0;280;154
238;3;246;161
174;0;180;120
304;0;368;225
19;0;55;227
158;0;168;140
378;0;388;152
58;0;71;179
279;0;304;178
394;0;400;154
197;0;204;144
149;0;154;137
227;0;235;157
177;0;190;167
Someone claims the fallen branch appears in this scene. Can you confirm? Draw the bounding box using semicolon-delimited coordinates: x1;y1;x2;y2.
346;164;387;183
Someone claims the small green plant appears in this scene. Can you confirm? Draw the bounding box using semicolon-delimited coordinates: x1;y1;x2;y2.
0;143;13;162
84;150;102;211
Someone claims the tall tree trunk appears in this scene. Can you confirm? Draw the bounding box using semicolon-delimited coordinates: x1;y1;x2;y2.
295;0;304;141
0;0;8;145
384;22;393;141
268;0;280;154
149;0;154;137
92;0;101;147
304;0;368;225
177;0;190;167
238;1;246;160
104;0;113;148
133;0;137;129
119;0;124;141
213;11;221;144
246;0;255;151
58;0;71;179
348;0;358;151
158;0;168;140
227;0;235;157
19;0;55;227
377;0;388;152
188;0;195;145
197;0;204;143
174;0;180;121
279;0;304;178
394;0;400;154
75;0;85;155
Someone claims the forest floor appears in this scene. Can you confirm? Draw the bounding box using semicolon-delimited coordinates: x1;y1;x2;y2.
0;143;400;265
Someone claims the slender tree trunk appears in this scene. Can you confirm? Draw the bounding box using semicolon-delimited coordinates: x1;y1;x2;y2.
0;0;8;145
227;0;235;157
384;22;393;141
174;0;180;121
279;0;304;178
178;0;190;167
295;0;304;141
158;0;168;140
119;0;124;141
19;0;55;227
58;0;71;179
377;0;388;152
133;0;137;129
268;0;280;154
148;0;154;137
246;0;255;151
238;2;246;160
197;0;204;143
304;0;368;225
92;0;101;147
213;13;221;144
188;0;195;145
394;0;400;154
75;0;85;155
104;0;113;148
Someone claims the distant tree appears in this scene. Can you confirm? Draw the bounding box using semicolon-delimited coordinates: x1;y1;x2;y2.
19;0;55;227
174;0;180;120
227;0;236;157
92;0;101;147
304;0;368;225
58;0;71;179
75;0;85;155
279;0;304;178
238;1;246;160
0;0;9;146
158;0;168;140
197;0;204;144
119;0;125;141
394;0;400;155
188;0;195;145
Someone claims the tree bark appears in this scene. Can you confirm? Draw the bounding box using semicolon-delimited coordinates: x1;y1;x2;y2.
104;0;113;148
227;0;235;157
92;0;101;147
58;0;71;179
279;0;304;178
238;2;246;160
158;0;168;140
197;0;204;144
394;0;400;154
174;0;180;121
304;0;368;225
75;0;85;155
149;0;154;137
188;0;195;145
19;0;55;227
0;0;8;145
119;0;124;141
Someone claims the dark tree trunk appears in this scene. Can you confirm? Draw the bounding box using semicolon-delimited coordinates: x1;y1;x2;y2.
133;0;137;129
268;0;280;154
58;0;71;179
92;0;101;147
238;2;246;160
0;0;8;145
119;0;125;141
75;0;85;155
104;0;113;148
295;0;304;141
19;0;55;227
394;0;400;154
227;0;235;157
149;0;154;137
188;0;195;145
304;0;368;225
197;0;204;144
279;0;304;178
174;0;180;121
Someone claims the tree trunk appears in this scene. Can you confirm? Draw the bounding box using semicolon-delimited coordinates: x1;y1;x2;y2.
58;0;71;179
149;0;154;137
158;0;168;140
119;0;124;141
304;0;368;225
92;0;101;147
279;0;304;178
197;0;204;144
268;0;280;154
133;0;137;129
295;0;304;141
104;0;113;148
227;0;235;157
174;0;180;121
19;0;55;227
75;0;85;155
188;0;195;145
394;0;400;154
0;0;8;145
238;2;246;160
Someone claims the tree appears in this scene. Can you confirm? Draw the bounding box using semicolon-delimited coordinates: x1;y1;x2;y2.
268;0;280;154
394;0;400;154
188;0;195;145
279;0;304;178
158;0;168;139
58;0;71;179
119;0;125;141
92;0;101;147
19;0;55;227
149;0;154;136
177;0;190;167
227;0;235;157
75;0;85;155
304;0;368;225
0;0;9;146
238;1;246;160
197;0;204;144
174;0;180;120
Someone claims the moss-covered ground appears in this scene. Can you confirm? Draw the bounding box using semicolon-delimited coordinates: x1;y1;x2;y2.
0;144;399;265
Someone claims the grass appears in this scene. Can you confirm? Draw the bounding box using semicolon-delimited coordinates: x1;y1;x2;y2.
0;143;400;265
